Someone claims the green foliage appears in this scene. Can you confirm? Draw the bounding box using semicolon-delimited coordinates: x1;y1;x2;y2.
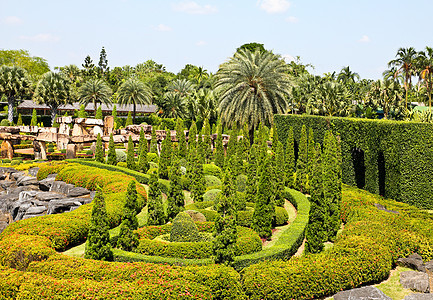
205;175;222;188
214;122;225;168
203;163;223;178
95;106;103;119
147;174;166;225
175;118;187;158
112;104;118;128
16;113;23;126
150;126;158;154
137;128;146;154
170;212;201;242
30;109;38;126
116;181;139;251
78;104;87;118
252;156;274;239
52;114;59;128
245;144;259;204
158;129;172;179
167;159;185;221
201;118;212;162
305;143;326;253
190;155;206;202
126;135;136;170
137;144;149;173
236;42;266;54
84;188;113;261
0;49;49;76
307;127;315;193
125;111;133;126
296;125;308;192
273;141;285;206
95;133;104;163
284;126;295;187
106;133;117;165
188;121;198;158
0;119;11;126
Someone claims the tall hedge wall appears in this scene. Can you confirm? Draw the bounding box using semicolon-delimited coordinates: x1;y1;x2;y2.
275;114;433;209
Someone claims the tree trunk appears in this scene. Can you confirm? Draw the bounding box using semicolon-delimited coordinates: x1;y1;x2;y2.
133;103;136;124
7;96;14;123
51;106;58;126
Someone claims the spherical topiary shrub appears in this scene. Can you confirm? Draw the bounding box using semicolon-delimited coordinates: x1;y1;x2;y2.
170;212;201;242
203;163;223;178
115;149;127;162
116;162;127;168
203;189;222;202
236;174;248;192
204;175;222;188
0;119;11;126
147;152;159;163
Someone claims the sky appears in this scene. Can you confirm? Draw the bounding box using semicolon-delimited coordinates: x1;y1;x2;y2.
1;0;433;80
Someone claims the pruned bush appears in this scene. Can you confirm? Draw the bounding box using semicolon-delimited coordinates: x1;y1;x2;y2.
170;212;201;242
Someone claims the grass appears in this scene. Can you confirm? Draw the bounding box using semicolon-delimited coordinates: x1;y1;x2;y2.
375;266;417;299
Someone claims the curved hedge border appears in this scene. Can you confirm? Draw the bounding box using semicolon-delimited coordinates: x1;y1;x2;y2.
242;184;433;299
135;222;262;259
232;187;310;270
0;162;246;299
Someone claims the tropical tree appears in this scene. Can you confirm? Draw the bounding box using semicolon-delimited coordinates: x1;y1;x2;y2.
337;66;360;83
34;71;71;125
307;81;351;117
365;79;404;119
0;65;32;123
418;47;433;109
388;47;417;108
78;79;112;116
216;49;292;143
117;78;152;122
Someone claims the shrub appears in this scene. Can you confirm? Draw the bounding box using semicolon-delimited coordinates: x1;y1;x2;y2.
0;119;11;126
116;181;139;251
236;174;248;192
205;175;222;188
116;162;127;168
147;152;159;163
274;206;288;226
203;189;222;203
203;163;223;178
106;133;117;165
170;212;201;242
10;159;21;166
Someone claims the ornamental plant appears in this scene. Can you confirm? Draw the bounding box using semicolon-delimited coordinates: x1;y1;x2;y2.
95;133;104;163
175;118;187;158
107;133;117;165
137;144;149;173
158;128;172;179
150;126;158;154
273;141;285;206
307;127;315;193
52;114;60;128
188;121;198;160
126;135;136;170
30;109;38;126
252;156;275;239
190;154;206;202
202;118;212;163
16;113;23;126
214;122;225;168
147;173;166;225
125;111;133;126
95;106;103;119
84;188;113;261
245;144;259;204
296;125;308;193
167;158;185;221
137;127;146;155
284;126;295;187
78;104;87;118
117;181;139;251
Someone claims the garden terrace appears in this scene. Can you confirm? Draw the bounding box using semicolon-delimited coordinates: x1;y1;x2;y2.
275;114;433;209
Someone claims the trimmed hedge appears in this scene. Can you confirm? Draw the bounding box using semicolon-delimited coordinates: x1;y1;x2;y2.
242;184;433;299
275;114;433;209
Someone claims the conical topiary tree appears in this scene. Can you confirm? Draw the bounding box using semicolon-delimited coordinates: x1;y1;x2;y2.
175;118;187;158
202;118;212;163
188;121;198;160
245;144;259;204
137;143;149;173
306;127;315;193
167;159;185;221
107;133;117;165
78;104;87;118
137;127;146;154
296;125;308;193
214;122;225;168
273;141;285;206
147;174;166;225
112;104;118;129
190;154;206;202
95;106;103;119
126;135;136;170
125;111;133;126
117;181;139;251
85;188;113;261
305;143;327;253
284;126;295;187
30;109;38;126
16;113;23;126
252;156;275;239
158;129;172;179
150;126;158;154
95;133;104;163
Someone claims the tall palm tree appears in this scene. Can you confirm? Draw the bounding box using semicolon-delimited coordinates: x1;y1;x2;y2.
418;47;433;109
78;79;112;117
0;65;32;123
365;79;404;119
117;78;152;122
388;47;417;108
337;66;360;83
160;92;188;119
215;49;292;142
307;81;351;116
167;79;195;97
34;72;71;125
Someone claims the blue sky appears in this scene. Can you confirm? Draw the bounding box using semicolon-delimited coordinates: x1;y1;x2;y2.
1;0;432;79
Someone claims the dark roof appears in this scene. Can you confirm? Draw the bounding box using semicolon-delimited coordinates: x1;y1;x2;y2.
17;100;157;114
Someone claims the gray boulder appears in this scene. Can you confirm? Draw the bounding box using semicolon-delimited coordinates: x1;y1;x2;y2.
424;260;433;272
0;167;18;180
397;253;426;272
35;191;65;202
11;171;25;180
400;271;429;293
47;198;82;214
50;181;75;195
38;176;56;191
67;187;90;197
374;203;399;214
333;286;391;300
404;294;433;300
0;180;13;190
16;176;38;186
28;167;39;177
25;206;47;215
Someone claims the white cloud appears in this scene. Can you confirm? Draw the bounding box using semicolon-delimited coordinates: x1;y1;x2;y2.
258;0;291;14
3;16;22;25
282;54;295;62
359;35;370;43
152;24;172;32
172;1;218;15
285;16;298;23
20;33;60;43
196;40;207;46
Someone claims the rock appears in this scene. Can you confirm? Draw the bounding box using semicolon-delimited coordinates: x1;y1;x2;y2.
0;167;17;180
25;206;47;215
333;286;391;300
35;191;65;202
67;187;90;197
18;191;38;202
38;176;56;191
400;271;429;293
0;180;14;190
16;176;38;186
12;202;32;220
47;198;82;214
374;203;399;214
397;253;426;272
404;294;433;300
424;260;433;272
50;181;75;195
66;144;76;159
11;171;25;180
184;210;206;222
28;167;39;177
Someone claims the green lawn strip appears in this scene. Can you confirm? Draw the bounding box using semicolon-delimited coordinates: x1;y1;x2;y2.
263;200;297;249
375;266;417;300
232;188;310;270
62;242;85;258
113;248;213;265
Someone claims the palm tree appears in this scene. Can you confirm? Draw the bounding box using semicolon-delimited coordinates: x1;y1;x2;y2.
78;79;112;117
117;78;152;122
0;65;32;123
388;47;417;108
365;79;404;119
215;49;292;142
167;79;195;97
307;81;351;116
160;92;188;119
337;66;360;83
34;72;71;125
418;47;433;109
